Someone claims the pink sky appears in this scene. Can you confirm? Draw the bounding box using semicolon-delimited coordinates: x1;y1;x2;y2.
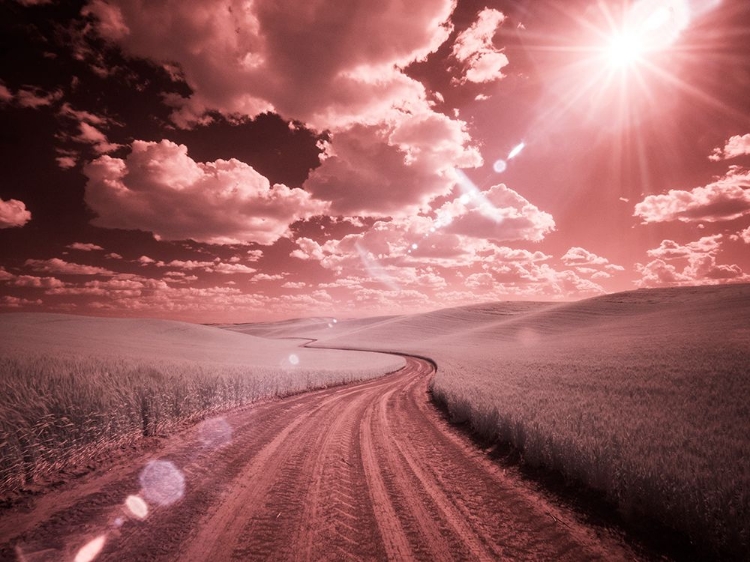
1;0;749;322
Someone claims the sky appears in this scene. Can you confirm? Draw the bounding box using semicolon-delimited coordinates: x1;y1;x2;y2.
1;0;749;323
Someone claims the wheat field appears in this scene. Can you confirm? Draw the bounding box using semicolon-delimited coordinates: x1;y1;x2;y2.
0;313;403;497
304;284;750;558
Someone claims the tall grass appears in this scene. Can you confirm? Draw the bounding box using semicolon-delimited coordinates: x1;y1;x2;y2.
0;352;400;496
314;284;750;558
428;343;750;558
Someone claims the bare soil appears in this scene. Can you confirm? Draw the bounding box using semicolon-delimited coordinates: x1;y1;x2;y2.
0;357;643;561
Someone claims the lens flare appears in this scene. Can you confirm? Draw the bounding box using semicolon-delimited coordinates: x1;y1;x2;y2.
507;142;525;159
74;535;106;562
492;159;507;173
355;242;400;291
288;354;299;365
197;417;233;448
125;495;149;519
139;460;185;507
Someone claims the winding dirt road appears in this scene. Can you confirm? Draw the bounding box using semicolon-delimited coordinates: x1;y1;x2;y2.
1;356;642;561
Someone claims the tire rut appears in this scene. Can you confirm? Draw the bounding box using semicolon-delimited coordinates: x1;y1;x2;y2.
1;355;644;562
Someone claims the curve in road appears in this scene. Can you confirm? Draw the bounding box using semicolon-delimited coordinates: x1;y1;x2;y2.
1;356;640;561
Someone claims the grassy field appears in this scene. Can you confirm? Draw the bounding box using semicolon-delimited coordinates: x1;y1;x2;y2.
0;313;403;497
282;284;750;558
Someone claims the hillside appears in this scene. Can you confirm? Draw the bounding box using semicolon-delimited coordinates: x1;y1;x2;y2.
261;283;750;558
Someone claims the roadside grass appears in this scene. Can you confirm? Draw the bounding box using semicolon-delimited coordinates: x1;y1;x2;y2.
311;283;750;559
0;314;403;497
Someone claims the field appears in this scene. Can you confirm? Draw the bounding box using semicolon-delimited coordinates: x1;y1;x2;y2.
265;284;750;558
0;313;403;497
2;285;749;558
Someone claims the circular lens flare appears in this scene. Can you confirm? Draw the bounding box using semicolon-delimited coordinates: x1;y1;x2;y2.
139;460;185;507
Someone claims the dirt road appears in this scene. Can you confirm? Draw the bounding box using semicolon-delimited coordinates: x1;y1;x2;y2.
1;356;641;561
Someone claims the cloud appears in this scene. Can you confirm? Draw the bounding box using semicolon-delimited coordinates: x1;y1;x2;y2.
213;263;257;275
15;86;63;108
246;249;263;261
0;267;14;281
1;296;42;308
561;247;610;266
83;139;328;245
157;259;256;275
709;133;750;161
75;122;121;154
0;83;12;103
11;275;65;288
84;0;455;130
451;8;509;84
634;167;750;223
24;258;115;276
57;103;121;154
0;198;32;228
304;116;481;217
636;234;749;287
646;235;722;260
730;226;750;244
290;237;327;261
56;156;78;169
83;0;484;220
59;103;111;127
562;254;623;284
67;242;104;251
288;212;596;301
252;273;285;282
438;183;555;242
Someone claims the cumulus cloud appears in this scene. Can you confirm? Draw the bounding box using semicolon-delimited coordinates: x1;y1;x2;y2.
1;296;42;308
709;134;750;161
25;258;115;276
634;167;750;223
11;275;65;288
252;273;284;282
46;277;168;298
154;258;256;275
305;116;481;217
83;139;328;245
646;234;722;260
636;234;748;287
561;247;609;266
0;198;32;228
83;0;483;220
451;8;509;84
438;183;555;242
83;0;455;130
67;242;104;251
246;249;263;261
288;211;587;300
730;226;750;244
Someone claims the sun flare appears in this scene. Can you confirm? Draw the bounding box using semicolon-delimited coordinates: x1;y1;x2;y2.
606;32;644;68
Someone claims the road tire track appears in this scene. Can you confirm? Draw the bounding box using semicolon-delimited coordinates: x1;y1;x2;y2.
0;356;643;561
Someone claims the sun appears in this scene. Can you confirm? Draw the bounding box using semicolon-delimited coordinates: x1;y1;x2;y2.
606;31;644;68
